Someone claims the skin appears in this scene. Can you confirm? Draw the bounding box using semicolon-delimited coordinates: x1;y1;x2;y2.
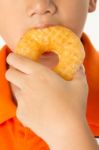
0;0;97;50
0;0;99;149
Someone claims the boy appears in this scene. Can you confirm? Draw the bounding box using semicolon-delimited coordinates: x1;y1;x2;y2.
0;0;99;149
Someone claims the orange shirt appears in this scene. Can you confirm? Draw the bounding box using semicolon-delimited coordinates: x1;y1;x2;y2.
0;33;99;149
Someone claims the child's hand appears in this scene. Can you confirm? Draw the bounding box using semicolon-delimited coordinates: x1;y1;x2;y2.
6;53;88;147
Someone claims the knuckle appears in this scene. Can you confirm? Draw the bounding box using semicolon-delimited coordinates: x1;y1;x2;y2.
5;69;10;79
6;52;13;62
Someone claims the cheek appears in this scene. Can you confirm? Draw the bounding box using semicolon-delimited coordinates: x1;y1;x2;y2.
0;6;26;51
69;9;88;37
59;1;89;37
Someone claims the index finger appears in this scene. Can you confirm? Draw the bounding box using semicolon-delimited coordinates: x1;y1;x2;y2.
6;52;45;74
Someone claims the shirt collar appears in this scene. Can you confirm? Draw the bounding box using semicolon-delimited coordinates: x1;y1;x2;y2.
0;45;16;124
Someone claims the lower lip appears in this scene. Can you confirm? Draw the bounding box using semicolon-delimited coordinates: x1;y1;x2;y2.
34;24;55;29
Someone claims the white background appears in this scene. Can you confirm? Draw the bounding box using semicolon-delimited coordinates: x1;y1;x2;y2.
84;0;99;51
0;1;99;50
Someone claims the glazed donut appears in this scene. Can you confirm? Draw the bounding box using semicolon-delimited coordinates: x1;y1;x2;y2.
15;26;85;80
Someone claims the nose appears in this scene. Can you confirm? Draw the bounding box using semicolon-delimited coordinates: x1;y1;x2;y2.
26;0;57;16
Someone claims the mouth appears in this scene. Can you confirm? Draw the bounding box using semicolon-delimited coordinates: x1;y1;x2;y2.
32;23;58;29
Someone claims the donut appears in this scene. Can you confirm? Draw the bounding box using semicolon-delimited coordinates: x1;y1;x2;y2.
15;26;85;80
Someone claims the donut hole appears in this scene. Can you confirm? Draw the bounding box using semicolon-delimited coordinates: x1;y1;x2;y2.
38;51;59;69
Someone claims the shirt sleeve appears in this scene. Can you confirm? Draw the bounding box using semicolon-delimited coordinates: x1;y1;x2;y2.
24;127;50;150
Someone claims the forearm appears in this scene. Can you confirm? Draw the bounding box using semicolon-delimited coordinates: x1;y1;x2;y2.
42;114;99;150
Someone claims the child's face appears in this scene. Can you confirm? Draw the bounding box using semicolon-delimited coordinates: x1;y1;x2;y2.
0;0;97;51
